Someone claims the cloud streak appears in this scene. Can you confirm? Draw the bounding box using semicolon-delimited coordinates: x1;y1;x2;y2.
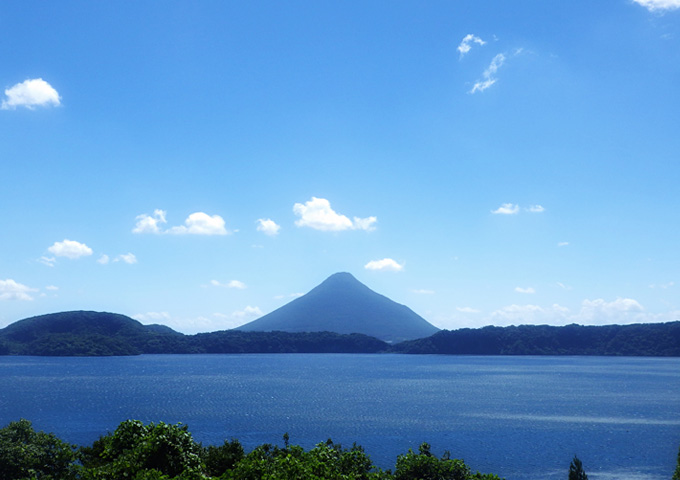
470;53;506;94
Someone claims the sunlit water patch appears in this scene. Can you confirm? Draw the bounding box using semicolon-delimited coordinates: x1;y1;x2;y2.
1;354;679;480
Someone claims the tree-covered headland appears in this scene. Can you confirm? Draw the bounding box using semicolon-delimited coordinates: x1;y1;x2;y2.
3;419;678;480
0;419;500;480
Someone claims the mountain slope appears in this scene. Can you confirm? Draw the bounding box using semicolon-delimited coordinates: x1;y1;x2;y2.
236;272;440;343
0;311;186;356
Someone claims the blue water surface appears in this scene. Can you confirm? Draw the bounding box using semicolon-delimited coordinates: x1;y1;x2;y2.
1;354;679;480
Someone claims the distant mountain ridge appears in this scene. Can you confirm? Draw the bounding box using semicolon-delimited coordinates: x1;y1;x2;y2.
236;272;440;343
1;310;679;357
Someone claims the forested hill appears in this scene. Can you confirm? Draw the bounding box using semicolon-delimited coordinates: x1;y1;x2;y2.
0;311;389;356
0;311;186;356
390;322;680;356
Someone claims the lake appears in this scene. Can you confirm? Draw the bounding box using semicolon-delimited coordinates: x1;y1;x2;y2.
1;354;678;480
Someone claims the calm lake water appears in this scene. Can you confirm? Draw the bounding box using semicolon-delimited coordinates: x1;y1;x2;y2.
1;354;678;480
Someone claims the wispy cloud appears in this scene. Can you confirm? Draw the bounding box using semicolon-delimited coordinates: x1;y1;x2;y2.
133;209;229;235
557;242;570;247
39;256;56;267
2;78;61;110
492;203;545;215
457;34;486;58
364;258;404;272
649;281;675;289
274;292;304;300
210;279;247;290
214;306;263;327
470;53;506;94
115;253;137;264
515;286;536;294
632;0;680;12
133;311;171;323
293;197;376;232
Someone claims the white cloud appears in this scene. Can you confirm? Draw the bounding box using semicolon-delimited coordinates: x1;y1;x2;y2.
211;279;247;289
557;282;572;290
256;218;281;236
134;210;228;235
133;209;167;234
470;53;506;94
2;78;61;110
633;0;680;12
412;289;435;295
458;34;486;58
492;203;519;215
97;254;110;265
527;205;545;213
0;279;38;301
48;239;93;259
168;212;228;235
578;298;644;324
293;197;377;232
515;286;536;294
45;285;59;291
558;242;570;247
116;253;137;264
364;258;404;272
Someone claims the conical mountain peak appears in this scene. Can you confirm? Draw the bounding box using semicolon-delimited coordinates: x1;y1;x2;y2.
237;273;439;343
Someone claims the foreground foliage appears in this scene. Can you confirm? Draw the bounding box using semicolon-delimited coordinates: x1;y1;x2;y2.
2;419;676;480
0;420;505;480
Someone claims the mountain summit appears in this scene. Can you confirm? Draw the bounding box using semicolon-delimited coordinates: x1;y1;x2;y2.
236;272;439;343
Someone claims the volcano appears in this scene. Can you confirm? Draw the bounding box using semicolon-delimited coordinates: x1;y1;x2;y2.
236;272;439;343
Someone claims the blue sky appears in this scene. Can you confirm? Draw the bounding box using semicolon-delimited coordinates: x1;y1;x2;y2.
1;0;679;333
